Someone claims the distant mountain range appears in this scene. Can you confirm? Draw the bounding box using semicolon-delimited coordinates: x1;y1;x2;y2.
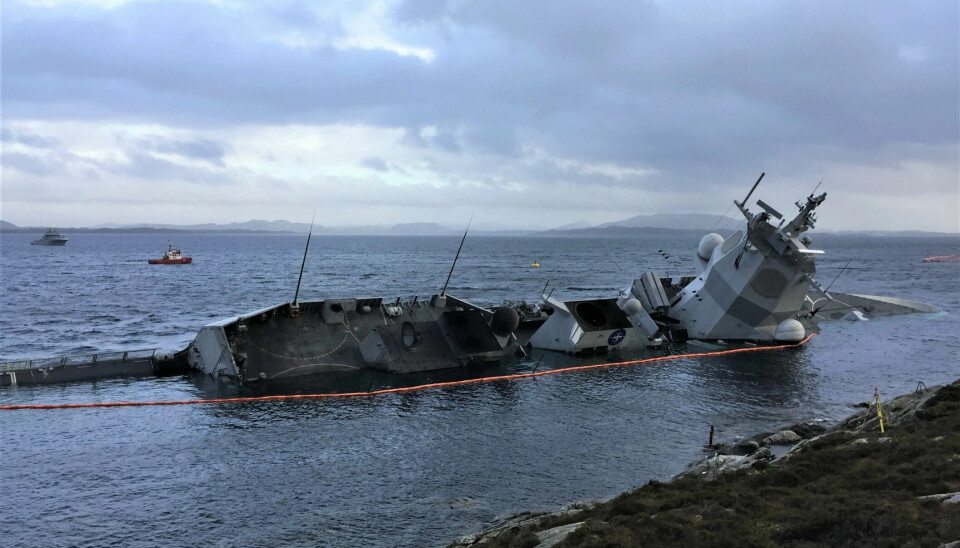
596;213;740;230
0;220;469;236
0;214;740;235
1;217;956;237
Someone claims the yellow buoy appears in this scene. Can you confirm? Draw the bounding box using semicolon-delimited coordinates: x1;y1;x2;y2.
531;261;540;268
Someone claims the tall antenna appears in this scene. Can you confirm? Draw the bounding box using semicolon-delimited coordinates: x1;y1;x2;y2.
809;176;824;197
441;213;474;296
740;172;765;206
292;212;315;306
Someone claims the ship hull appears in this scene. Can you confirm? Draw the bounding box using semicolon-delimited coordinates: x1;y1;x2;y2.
148;257;193;264
186;295;524;385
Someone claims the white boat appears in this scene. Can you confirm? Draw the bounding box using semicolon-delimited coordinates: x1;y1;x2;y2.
31;228;68;246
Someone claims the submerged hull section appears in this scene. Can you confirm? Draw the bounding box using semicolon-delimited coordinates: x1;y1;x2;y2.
187;295;524;384
527;297;660;354
810;292;941;319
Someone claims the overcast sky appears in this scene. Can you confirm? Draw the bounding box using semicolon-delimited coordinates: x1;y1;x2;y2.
2;0;958;231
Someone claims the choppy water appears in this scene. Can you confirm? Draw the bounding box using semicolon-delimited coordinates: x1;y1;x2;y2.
1;232;958;547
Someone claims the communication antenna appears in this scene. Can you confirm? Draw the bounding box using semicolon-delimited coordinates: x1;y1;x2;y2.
440;213;474;296
809;176;824;198
292;212;315;306
740;172;765;206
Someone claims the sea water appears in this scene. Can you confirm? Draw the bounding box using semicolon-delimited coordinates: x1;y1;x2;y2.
1;232;958;547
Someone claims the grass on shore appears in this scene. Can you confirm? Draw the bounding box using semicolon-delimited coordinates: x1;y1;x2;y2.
487;380;960;548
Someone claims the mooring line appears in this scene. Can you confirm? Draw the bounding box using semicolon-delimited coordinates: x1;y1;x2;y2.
1;334;815;411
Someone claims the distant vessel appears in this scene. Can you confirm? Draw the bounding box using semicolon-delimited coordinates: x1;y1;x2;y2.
31;228;68;246
923;255;960;263
148;240;192;265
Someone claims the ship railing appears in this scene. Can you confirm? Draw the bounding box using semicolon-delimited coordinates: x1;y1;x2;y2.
0;348;159;373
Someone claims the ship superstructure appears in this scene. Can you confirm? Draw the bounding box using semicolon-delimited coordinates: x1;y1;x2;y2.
662;176;826;342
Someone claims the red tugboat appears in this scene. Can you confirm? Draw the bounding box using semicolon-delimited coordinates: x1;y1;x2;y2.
148;240;192;265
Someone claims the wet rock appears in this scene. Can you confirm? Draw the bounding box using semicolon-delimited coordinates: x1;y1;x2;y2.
762;430;801;446
561;500;600;512
732;440;760;455
918;491;960;504
787;423;827;439
684;447;773;480
836;387;943;431
704;443;728;453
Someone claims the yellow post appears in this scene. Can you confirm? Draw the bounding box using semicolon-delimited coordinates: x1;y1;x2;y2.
874;386;886;433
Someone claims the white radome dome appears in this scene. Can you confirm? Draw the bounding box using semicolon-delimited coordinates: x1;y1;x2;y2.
698;233;724;261
621;298;643;316
774;319;805;342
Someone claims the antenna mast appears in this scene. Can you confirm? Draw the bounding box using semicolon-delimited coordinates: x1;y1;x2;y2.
441;214;474;296
739;172;765;207
292;213;315;306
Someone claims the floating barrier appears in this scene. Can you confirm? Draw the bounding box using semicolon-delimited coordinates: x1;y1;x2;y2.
1;334;814;411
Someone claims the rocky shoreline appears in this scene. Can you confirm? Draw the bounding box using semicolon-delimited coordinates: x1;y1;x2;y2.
450;380;960;547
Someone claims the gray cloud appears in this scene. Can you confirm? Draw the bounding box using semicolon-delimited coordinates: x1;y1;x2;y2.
5;0;953;179
148;137;230;166
1;0;957;229
1;127;59;148
1;139;230;185
1;150;58;176
105;151;229;184
360;156;389;171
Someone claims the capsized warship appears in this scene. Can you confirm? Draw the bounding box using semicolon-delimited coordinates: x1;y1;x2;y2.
526;174;940;355
0;175;941;388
